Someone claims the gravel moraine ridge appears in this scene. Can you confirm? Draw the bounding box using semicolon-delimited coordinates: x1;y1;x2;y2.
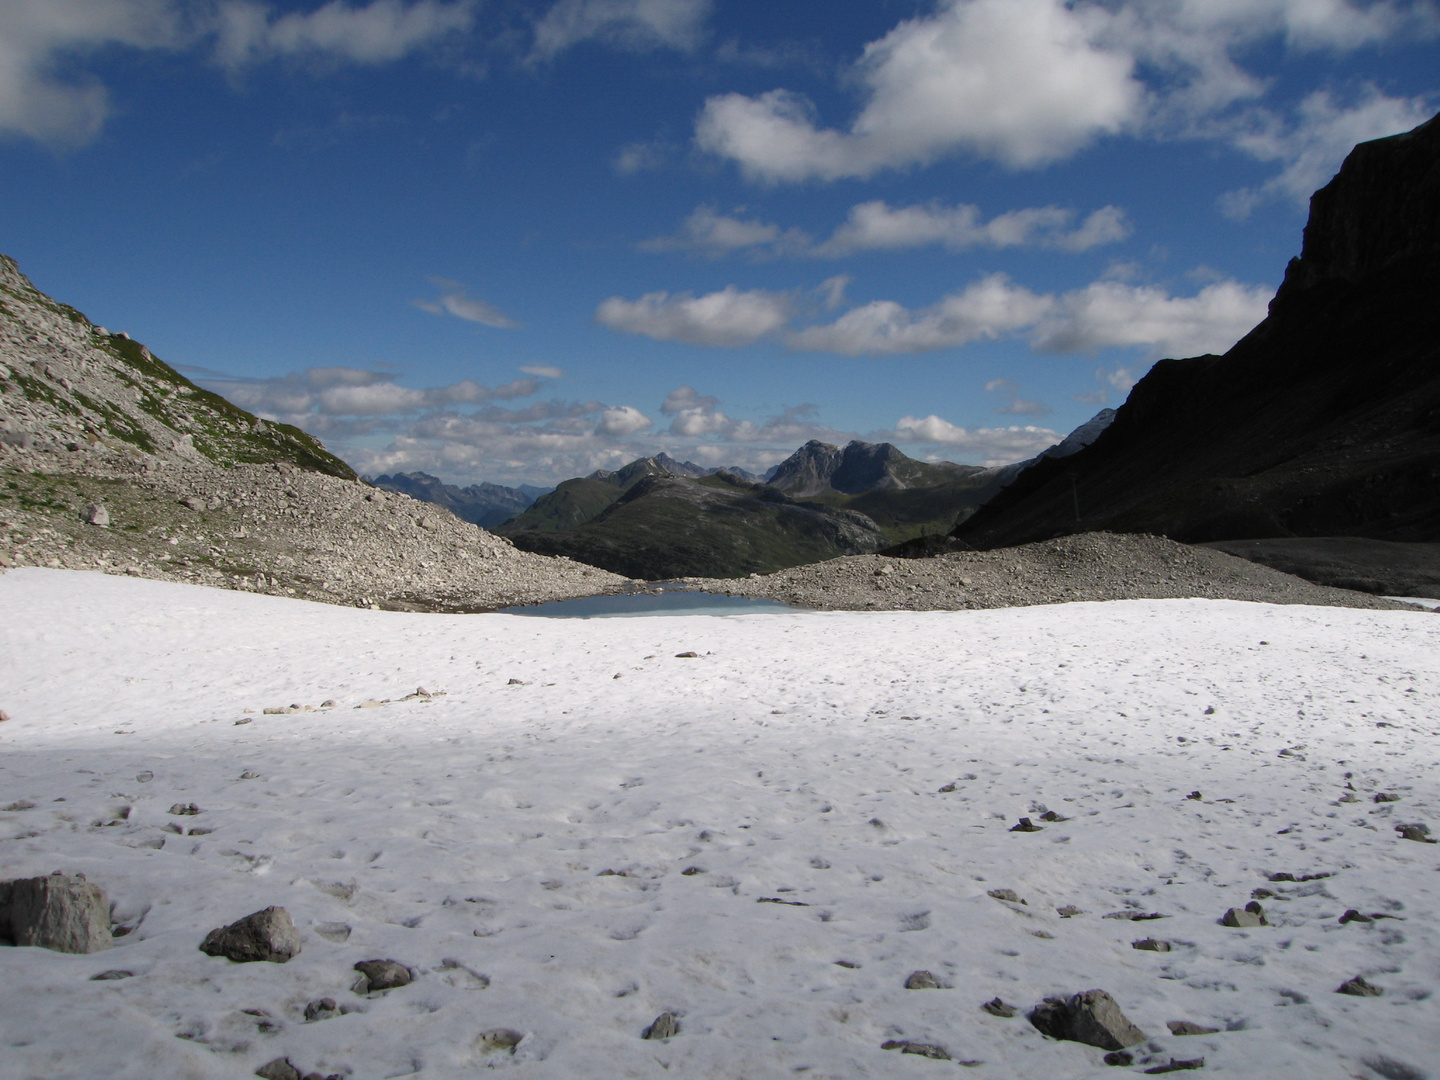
686;532;1419;612
0;447;629;611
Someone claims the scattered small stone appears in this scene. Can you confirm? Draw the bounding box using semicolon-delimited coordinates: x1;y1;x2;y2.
1186;791;1202;801
304;998;339;1022
90;969;133;980
1337;975;1383;997
168;802;200;816
1267;872;1331;882
938;782;958;793
1251;888;1276;900
643;1012;680;1039
255;1059;301;1080
478;1028;523;1053
982;998;1017;1018
680;866;705;876
1009;817;1043;832
320;699;337;708
351;959;413;994
80;503;109;526
1373;792;1401;803
507;679;526;686
356;699;385;709
134;770;152;782
234;717;252;725
1395;823;1436;843
757;896;810;906
1038;810;1069;822
1340;909;1374;924
1221;902;1268;928
1144;1058;1205;1074
1030;929;1054;939
1104;910;1167;921
674;651;700;658
3;800;36;811
200;907;301;963
1168;1020;1220;1036
239;770;260;780
1133;938;1172;952
0;871;112;953
905;970;943;990
1056;905;1083;918
987;888;1026;904
262;707;286;715
1104;1051;1135;1066
882;1040;951;1060
1029;989;1147;1051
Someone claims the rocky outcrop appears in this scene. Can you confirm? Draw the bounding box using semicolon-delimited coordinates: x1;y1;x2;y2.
951;112;1440;552
0;872;112;953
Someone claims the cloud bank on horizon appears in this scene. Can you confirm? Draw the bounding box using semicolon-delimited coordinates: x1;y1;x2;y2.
1;0;1434;484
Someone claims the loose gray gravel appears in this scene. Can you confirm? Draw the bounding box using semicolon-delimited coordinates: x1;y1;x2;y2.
685;532;1419;612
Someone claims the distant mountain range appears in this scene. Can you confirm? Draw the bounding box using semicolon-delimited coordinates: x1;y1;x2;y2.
488;424;1112;578
368;472;552;530
948;111;1440;577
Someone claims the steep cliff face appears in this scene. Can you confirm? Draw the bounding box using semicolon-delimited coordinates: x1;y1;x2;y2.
951;112;1440;550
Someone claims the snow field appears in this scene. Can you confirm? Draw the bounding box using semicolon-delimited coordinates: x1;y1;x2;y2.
1;569;1438;1080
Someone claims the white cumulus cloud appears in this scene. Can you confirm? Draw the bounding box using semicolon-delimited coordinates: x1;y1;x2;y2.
693;0;1435;186
413;278;520;328
530;0;710;60
595;285;792;346
594;404;653;436
213;0;476;69
0;0;476;146
1031;279;1273;358
892;416;1064;465
814;201;1131;256
695;0;1142;181
788;274;1053;356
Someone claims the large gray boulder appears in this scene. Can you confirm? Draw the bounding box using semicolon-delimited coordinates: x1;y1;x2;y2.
200;906;300;963
1029;989;1147;1050
0;872;112;953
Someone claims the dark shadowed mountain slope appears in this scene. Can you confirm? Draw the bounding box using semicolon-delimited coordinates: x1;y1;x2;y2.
951;113;1440;552
368;471;547;529
505;471;886;579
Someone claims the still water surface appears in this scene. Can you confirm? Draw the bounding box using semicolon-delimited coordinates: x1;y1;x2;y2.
500;588;806;618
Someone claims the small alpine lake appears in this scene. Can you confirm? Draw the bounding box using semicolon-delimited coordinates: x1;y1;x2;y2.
499;585;806;618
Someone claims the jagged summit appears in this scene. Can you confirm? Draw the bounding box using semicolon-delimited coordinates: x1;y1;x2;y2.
767;439;972;498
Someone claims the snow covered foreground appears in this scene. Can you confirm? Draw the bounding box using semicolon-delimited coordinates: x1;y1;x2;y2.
1;570;1437;1080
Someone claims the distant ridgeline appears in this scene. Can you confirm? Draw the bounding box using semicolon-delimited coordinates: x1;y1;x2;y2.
950;111;1440;554
0;254;353;478
483;429;1113;579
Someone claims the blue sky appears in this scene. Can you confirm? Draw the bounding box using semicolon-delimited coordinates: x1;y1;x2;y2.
2;0;1436;486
